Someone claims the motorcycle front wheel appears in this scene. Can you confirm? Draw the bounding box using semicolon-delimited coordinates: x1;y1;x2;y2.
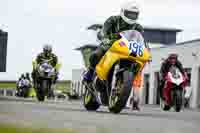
160;98;171;111
173;89;184;112
36;80;48;102
108;70;133;114
36;90;45;101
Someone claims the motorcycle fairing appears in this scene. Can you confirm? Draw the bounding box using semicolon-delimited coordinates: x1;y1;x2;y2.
96;38;151;80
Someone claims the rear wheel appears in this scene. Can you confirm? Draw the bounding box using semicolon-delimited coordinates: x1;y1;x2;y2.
108;70;133;114
83;85;100;111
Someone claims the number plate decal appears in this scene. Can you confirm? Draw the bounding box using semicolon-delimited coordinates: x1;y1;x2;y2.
128;41;144;57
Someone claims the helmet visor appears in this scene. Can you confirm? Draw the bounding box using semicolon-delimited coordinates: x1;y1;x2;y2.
168;54;177;60
124;10;138;20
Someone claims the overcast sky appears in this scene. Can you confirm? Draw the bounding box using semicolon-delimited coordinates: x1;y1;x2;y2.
0;0;200;80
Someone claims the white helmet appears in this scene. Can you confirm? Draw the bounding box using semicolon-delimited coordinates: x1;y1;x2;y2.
120;1;140;24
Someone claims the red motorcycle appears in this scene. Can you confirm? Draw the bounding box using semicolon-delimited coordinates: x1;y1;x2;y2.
160;65;187;112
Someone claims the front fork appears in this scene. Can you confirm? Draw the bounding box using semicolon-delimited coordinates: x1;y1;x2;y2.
92;76;102;104
110;64;120;97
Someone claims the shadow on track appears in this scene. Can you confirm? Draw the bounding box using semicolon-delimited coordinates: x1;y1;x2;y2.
95;109;198;122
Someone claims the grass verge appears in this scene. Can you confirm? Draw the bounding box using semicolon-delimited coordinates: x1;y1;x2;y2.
0;123;76;133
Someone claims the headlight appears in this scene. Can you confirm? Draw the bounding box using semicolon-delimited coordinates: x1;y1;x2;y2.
38;63;54;77
44;68;51;73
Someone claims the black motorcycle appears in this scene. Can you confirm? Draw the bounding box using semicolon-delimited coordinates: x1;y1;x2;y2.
16;79;31;98
34;59;56;101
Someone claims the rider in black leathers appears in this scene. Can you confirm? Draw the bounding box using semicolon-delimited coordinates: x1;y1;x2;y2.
83;1;144;82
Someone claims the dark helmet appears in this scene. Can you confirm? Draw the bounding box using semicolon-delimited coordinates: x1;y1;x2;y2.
167;53;178;65
25;72;30;77
43;44;52;56
21;74;25;79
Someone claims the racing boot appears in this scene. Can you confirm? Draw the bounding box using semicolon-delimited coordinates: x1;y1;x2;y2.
132;98;140;111
83;67;94;82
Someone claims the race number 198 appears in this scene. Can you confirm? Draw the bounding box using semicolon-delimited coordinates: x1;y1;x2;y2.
128;42;143;56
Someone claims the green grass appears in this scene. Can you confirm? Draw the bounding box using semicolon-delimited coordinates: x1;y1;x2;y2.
0;124;75;133
0;124;111;133
0;82;16;89
56;81;71;92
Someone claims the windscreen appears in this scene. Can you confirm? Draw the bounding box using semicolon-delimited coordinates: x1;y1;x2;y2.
119;30;149;49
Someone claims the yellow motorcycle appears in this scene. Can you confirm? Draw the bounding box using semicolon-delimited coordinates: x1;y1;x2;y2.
83;30;151;113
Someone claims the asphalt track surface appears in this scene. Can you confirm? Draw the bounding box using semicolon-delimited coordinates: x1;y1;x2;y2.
0;97;200;133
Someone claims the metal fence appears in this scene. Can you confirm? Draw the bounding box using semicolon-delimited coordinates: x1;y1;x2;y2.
0;81;84;99
70;80;85;98
0;88;16;97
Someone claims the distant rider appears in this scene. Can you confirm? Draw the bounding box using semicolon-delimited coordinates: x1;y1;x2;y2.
31;44;58;88
159;53;188;100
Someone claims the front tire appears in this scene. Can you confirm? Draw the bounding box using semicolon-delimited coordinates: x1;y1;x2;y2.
23;87;30;98
36;90;45;101
83;86;100;111
173;89;183;112
36;80;47;102
160;98;171;111
108;70;133;114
